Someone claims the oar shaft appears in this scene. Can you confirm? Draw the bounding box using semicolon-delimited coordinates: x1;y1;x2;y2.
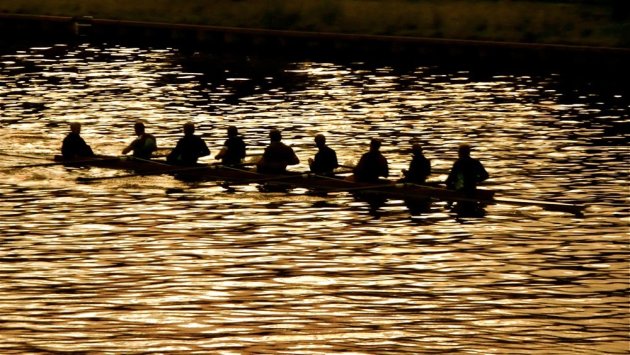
77;163;220;182
0;151;51;161
76;161;257;182
4;156;120;169
243;173;310;184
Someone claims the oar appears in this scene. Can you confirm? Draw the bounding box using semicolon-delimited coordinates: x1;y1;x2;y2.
0;151;52;161
215;164;312;185
119;155;176;166
242;173;313;184
492;196;585;216
76;160;258;183
324;181;399;194
76;163;223;182
339;163;448;177
4;156;122;169
402;182;585;216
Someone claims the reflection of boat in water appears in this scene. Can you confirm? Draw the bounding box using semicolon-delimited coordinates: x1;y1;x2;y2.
53;155;585;216
404;197;432;216
450;200;487;218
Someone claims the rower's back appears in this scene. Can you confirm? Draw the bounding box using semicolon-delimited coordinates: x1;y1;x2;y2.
216;126;246;166
445;144;489;192
353;138;389;183
61;122;95;159
309;134;338;176
257;129;299;174
167;122;210;165
122;122;157;160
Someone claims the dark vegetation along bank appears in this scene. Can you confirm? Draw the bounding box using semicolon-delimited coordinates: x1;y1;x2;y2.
0;0;628;74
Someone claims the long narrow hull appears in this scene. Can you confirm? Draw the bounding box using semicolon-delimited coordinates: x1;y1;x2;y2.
55;155;584;215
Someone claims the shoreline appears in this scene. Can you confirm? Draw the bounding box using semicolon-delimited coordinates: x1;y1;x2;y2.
1;0;628;47
2;13;628;53
1;13;628;75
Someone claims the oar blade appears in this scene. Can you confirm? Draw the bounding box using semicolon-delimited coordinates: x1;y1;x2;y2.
493;197;585;216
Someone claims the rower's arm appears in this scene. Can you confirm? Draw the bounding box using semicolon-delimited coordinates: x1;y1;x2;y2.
198;140;210;158
476;161;489;182
122;140;135;154
215;146;227;159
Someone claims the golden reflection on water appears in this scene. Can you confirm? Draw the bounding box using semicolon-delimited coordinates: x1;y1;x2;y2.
0;43;628;353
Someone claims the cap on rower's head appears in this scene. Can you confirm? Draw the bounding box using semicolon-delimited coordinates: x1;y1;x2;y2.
134;121;146;134
314;134;326;145
183;122;195;135
370;138;382;150
227;126;238;137
269;129;282;142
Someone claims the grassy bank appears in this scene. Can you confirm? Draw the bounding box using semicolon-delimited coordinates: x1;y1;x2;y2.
0;0;628;47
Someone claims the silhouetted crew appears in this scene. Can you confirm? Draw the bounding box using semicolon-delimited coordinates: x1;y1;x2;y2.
445;143;489;193
122;122;157;159
257;129;299;174
215;126;246;166
308;134;338;176
353;138;389;183
61;122;94;159
167;122;210;165
401;143;431;184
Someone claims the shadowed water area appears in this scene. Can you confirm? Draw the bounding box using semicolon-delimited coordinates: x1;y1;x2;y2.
0;42;628;354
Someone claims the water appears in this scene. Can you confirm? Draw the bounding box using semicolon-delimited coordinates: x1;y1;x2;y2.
0;42;627;354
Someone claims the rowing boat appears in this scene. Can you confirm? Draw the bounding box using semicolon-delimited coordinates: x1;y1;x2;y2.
55;155;495;198
52;155;585;215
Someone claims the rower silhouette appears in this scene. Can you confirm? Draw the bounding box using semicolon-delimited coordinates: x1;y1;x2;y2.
351;138;389;212
122;122;157;159
257;129;299;174
215;126;246;166
445;143;489;216
445;143;489;193
167;122;210;165
61;122;94;159
308;134;338;176
400;143;431;185
353;138;389;183
400;142;433;215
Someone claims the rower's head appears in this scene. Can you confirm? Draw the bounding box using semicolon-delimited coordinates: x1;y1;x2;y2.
314;134;326;147
458;143;471;158
411;143;423;155
183;122;195;136
69;122;81;134
227;126;238;137
369;138;382;152
134;122;146;135
269;129;282;142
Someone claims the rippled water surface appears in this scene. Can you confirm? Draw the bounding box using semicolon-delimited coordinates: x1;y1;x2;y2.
0;42;628;354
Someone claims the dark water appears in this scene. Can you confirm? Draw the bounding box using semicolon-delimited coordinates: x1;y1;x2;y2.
0;43;627;354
